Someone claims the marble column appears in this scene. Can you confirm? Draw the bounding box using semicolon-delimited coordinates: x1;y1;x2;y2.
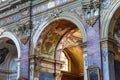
101;39;115;80
81;42;88;80
29;55;35;80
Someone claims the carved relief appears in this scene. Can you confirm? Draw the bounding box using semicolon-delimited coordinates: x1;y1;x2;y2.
20;36;29;45
82;0;100;26
15;21;30;38
72;7;84;20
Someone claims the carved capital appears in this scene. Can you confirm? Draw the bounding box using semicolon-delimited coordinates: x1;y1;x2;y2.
82;0;100;26
16;21;31;38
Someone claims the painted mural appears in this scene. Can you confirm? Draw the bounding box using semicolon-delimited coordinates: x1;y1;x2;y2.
36;20;76;58
20;39;29;79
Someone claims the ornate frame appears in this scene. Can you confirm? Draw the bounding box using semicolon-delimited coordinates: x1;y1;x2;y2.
87;66;100;80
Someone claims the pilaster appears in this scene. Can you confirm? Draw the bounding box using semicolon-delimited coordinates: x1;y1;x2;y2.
80;42;88;80
101;37;116;80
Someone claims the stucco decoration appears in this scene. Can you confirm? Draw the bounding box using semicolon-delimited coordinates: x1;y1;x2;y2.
101;0;111;8
114;16;120;44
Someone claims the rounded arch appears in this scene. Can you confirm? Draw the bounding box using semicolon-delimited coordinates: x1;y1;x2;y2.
0;31;21;58
33;12;87;48
0;31;21;79
101;0;120;39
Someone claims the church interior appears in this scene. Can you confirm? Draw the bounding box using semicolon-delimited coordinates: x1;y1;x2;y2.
0;0;119;80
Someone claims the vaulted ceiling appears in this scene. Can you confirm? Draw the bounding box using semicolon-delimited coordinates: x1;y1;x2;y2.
37;19;84;75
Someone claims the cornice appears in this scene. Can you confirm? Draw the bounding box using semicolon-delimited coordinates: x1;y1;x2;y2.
0;1;30;19
0;0;82;27
0;0;29;13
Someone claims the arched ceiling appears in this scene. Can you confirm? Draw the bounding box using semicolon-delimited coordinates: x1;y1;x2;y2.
109;7;120;37
108;7;120;61
37;19;82;56
0;37;17;71
36;19;83;75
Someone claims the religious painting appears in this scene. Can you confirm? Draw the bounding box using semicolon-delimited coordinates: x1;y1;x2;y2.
39;72;54;80
38;20;76;57
87;67;100;80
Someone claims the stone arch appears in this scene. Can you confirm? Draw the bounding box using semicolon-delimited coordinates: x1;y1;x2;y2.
33;12;87;48
0;31;21;79
101;0;120;39
33;11;87;80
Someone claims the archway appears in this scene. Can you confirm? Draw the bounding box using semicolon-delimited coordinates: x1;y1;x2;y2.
35;19;85;80
0;31;21;80
101;1;120;80
110;7;120;80
107;6;120;80
0;37;18;80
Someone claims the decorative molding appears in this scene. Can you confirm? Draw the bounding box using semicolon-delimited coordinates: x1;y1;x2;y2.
0;8;30;27
82;0;100;26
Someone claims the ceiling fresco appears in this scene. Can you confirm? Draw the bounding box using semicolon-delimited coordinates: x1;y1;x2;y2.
37;20;77;57
36;19;83;75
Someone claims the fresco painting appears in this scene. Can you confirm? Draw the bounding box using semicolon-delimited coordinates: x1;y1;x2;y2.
37;20;76;58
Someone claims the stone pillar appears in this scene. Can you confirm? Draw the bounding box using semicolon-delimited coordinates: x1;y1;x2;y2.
29;55;36;80
101;38;115;80
81;42;88;80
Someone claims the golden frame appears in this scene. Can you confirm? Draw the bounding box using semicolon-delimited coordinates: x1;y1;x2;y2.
87;66;100;80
